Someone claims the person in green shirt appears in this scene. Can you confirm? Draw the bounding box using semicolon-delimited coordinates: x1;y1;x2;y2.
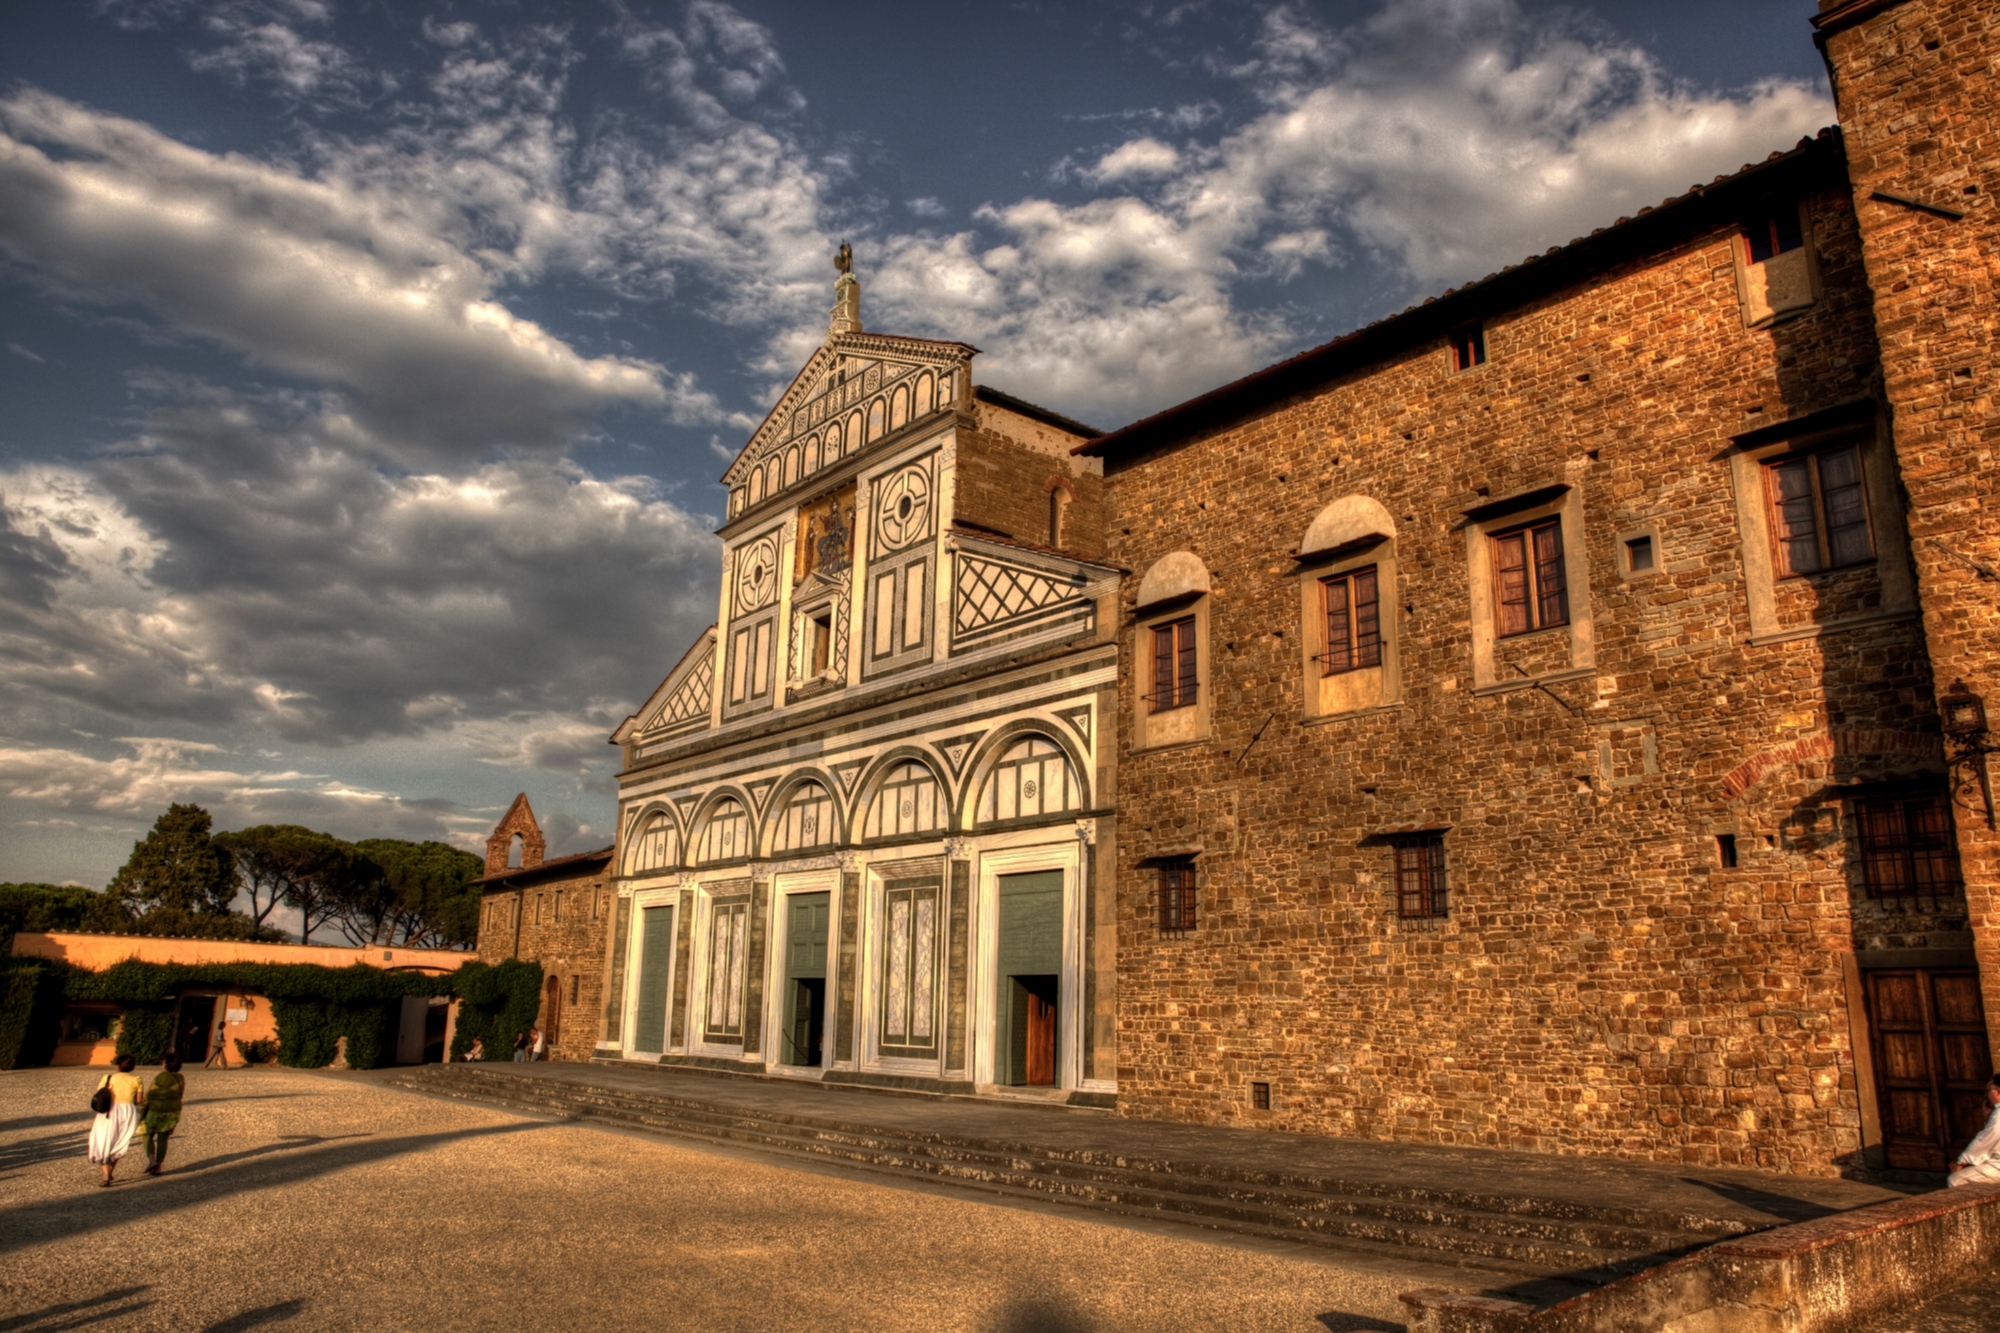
142;1054;185;1177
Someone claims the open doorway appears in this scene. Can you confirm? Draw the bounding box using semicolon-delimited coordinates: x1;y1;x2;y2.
542;974;562;1050
996;870;1062;1087
175;995;216;1064
782;891;829;1067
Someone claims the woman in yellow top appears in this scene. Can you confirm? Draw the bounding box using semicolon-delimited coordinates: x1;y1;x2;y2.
87;1053;146;1187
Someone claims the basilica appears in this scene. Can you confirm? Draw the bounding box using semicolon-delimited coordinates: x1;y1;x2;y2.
479;0;2000;1177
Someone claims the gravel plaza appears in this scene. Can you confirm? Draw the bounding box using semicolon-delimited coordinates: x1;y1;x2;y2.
0;1065;1430;1332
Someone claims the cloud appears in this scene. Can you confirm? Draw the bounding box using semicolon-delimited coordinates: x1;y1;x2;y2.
185;0;393;108
0;90;680;465
0;389;719;746
1089;137;1183;182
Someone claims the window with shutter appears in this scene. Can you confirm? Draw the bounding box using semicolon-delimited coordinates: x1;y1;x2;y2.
1766;444;1873;577
1319;566;1382;675
1491;519;1568;637
1149;617;1198;711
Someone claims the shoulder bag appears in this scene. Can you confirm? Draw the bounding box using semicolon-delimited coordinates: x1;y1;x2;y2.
89;1077;112;1116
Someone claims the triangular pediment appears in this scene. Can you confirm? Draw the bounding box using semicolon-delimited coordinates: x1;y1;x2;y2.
722;332;974;506
614;627;716;744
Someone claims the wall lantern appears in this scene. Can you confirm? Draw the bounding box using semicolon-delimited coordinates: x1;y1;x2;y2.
1941;680;1988;737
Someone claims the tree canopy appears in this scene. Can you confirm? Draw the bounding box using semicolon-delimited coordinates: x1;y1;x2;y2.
106;803;239;933
349;839;483;949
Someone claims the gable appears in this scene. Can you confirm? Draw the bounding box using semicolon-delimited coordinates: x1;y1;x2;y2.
723;332;973;520
614;627;716;745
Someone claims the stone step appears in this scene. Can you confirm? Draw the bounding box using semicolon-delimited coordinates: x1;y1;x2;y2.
386;1065;1724;1287
443;1077;1696;1262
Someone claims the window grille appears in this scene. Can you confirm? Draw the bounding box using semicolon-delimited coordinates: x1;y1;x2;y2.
1855;793;1962;908
1148;617;1198;711
1492;519;1568;637
1319;565;1382;674
1766;445;1873;576
1158;857;1198;937
1393;835;1449;919
1251;1081;1272;1111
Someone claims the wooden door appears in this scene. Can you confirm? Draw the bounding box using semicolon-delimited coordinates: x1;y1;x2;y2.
1866;968;1992;1171
1024;988;1056;1086
543;975;562;1047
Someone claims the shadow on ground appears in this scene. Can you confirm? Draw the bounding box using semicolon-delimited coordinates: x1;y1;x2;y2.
1316;1315;1404;1332
201;1299;307;1332
0;1286;154;1331
0;1121;549;1255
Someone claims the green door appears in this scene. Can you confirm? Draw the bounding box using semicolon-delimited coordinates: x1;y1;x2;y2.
632;905;675;1054
782;892;830;1066
996;871;1063;1086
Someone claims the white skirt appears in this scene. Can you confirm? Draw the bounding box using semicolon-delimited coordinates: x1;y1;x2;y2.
87;1103;139;1165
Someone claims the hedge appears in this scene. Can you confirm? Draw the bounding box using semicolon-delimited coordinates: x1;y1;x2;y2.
447;960;544;1061
0;957;542;1071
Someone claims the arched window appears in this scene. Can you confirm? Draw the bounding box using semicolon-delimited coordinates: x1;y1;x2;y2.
862;761;944;839
624;812;679;875
914;372;935;416
766;780;835;854
868;398;885;440
507;833;523;869
975;736;1082;825
890;385;909;430
695;797;751;863
749;470;764;504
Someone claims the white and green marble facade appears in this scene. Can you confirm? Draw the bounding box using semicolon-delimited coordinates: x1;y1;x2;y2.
602;327;1119;1102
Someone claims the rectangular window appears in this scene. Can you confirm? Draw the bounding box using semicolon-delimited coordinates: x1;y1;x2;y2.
809;612;833;674
1492;519;1568;637
1158;858;1197;937
1717;833;1738;868
1624;535;1655;574
534;894;544;925
1394;835;1449;919
1746;207;1804;263
1451;322;1486;371
1856;794;1962;901
1251;1081;1272;1111
1766;445;1873;577
1320;566;1382;675
1149;617;1198;712
553;891;563;923
568;974;579;1004
705;900;749;1040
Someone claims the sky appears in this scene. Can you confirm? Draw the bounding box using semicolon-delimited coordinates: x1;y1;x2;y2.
0;0;1837;889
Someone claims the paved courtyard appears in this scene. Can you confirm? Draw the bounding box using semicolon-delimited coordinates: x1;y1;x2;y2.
0;1066;1424;1332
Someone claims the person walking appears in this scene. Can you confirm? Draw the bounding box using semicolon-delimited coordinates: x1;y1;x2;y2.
529;1026;546;1062
1950;1073;2000;1186
142;1055;186;1177
204;1018;229;1069
86;1054;145;1187
511;1030;529;1062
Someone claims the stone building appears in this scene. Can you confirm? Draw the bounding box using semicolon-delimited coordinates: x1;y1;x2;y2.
599;261;1120;1101
473;793;614;1062
1079;0;2000;1177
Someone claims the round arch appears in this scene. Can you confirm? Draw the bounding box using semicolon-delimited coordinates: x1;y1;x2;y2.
853;747;954;840
761;768;845;853
959;720;1093;829
621;801;685;875
688;785;758;864
1136;550;1210;609
1300;495;1396;558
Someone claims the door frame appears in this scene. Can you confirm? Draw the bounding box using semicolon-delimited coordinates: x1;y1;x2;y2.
972;837;1083;1093
764;869;839;1078
620;884;679;1060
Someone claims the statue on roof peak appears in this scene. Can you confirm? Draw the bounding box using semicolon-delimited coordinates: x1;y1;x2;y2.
829;240;861;336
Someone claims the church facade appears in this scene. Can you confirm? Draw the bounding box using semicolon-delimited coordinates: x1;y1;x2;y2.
598;265;1121;1101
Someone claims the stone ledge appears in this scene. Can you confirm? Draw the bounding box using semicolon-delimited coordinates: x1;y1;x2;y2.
1400;1183;2000;1333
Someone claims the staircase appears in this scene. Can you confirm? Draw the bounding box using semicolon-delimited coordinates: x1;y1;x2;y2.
383;1062;1757;1299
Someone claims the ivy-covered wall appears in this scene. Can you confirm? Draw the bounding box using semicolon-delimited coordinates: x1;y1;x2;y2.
0;957;541;1071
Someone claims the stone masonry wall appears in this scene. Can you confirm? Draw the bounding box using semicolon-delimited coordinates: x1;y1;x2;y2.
476;867;612;1062
955;425;1107;560
1819;0;2000;1060
1103;178;1948;1175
